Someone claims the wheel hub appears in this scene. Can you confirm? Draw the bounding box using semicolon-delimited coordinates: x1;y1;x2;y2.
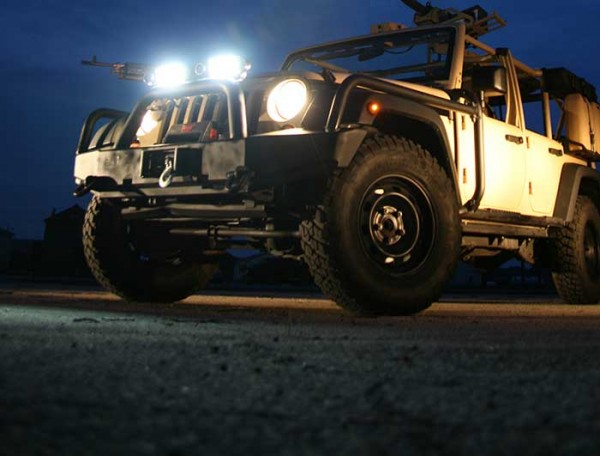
371;205;406;246
365;188;423;262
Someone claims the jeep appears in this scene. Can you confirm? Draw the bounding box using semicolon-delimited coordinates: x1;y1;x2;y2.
74;0;599;315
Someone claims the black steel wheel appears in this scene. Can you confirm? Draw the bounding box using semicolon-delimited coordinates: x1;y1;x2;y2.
552;195;600;304
359;175;436;275
301;135;460;315
83;196;216;303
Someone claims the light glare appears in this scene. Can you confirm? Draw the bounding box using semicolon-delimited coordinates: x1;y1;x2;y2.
136;111;160;137
152;62;189;87
267;79;308;122
208;55;248;80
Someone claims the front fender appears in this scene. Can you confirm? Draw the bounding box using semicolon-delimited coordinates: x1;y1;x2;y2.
554;163;600;221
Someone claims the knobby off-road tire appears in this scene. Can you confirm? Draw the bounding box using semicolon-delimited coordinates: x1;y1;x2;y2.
552;195;600;304
83;196;216;303
301;136;461;315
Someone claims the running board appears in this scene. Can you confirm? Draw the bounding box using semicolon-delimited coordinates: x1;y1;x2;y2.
461;219;556;238
461;209;565;238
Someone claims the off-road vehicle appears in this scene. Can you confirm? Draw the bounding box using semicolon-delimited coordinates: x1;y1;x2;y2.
74;0;600;314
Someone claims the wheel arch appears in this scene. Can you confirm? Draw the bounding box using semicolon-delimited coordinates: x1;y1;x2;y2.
333;97;461;204
553;163;600;221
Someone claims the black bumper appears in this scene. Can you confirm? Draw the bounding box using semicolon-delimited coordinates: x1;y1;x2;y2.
74;128;366;203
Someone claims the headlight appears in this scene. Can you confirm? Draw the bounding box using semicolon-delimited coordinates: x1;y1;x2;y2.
147;62;189;88
266;79;308;122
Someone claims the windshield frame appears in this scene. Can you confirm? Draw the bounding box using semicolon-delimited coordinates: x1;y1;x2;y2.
282;24;463;89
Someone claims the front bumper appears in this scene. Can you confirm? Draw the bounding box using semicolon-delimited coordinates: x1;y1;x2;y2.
74;128;365;203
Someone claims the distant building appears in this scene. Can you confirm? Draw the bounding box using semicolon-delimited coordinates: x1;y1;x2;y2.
38;205;89;276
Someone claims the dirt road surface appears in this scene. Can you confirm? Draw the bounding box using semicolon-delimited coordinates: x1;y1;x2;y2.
1;286;599;455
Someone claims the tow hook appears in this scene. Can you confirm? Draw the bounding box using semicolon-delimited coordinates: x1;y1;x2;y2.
159;157;174;188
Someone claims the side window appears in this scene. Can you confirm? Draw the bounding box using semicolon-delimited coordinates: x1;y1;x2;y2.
522;99;547;136
520;76;561;138
462;54;509;122
463;53;524;129
486;90;507;122
463;66;509;122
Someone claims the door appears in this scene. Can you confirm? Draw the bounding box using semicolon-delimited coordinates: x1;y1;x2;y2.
478;116;527;211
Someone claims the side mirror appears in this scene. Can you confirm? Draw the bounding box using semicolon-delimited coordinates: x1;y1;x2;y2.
471;66;507;95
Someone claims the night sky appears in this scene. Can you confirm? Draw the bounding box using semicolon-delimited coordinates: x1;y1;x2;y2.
1;0;598;239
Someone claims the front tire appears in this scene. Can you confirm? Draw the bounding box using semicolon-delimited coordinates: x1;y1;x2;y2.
552;195;600;304
301;136;460;315
83;196;216;303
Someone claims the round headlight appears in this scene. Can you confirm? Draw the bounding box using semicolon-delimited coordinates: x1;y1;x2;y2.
266;79;308;122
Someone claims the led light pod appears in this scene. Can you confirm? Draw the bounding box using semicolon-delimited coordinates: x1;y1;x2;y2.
207;55;251;81
148;62;189;88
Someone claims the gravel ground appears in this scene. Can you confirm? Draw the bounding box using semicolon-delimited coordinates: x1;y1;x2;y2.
0;288;599;456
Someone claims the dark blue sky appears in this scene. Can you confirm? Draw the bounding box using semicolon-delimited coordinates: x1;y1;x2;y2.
1;0;599;239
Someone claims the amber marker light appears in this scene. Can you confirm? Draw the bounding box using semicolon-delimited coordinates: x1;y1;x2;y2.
367;101;381;115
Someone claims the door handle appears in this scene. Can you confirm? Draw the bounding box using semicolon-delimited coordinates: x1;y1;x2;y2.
505;134;524;145
548;148;563;157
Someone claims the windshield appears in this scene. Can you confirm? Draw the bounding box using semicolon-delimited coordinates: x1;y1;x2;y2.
284;28;456;84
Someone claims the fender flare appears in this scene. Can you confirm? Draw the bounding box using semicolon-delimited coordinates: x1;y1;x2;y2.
553;163;600;221
371;95;454;166
332;97;460;204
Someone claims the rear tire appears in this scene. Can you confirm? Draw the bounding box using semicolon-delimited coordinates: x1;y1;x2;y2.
552;195;600;304
301;136;460;315
83;196;216;303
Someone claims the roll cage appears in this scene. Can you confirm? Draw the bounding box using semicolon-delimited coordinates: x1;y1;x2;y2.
282;25;463;89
